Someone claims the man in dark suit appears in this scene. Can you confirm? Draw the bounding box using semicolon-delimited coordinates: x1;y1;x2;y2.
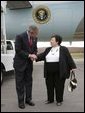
13;25;39;109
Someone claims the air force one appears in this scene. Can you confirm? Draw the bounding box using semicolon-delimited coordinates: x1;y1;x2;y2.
1;1;84;48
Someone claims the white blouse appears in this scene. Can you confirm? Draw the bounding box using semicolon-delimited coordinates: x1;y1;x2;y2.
46;46;60;62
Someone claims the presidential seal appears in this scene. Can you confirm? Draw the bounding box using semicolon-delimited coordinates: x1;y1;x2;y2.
32;5;51;24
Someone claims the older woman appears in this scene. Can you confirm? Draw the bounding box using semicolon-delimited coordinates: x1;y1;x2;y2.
36;34;76;106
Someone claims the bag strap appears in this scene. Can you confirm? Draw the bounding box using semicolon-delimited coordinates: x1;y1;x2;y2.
70;71;75;80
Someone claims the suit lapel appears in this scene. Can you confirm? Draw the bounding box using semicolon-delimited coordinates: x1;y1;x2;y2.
45;47;52;56
24;32;30;48
59;46;62;61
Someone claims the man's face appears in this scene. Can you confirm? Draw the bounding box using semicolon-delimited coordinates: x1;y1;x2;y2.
29;30;38;38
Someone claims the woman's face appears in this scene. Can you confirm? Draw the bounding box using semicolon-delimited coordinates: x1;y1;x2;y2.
50;37;58;47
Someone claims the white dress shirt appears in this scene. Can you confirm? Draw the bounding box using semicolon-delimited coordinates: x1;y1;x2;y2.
46;46;60;62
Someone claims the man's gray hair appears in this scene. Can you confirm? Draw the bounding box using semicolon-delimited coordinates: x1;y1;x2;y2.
28;25;38;31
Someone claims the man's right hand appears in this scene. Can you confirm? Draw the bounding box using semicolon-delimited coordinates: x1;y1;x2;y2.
29;54;37;61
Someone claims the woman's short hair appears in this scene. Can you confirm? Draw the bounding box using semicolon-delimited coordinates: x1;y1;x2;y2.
51;34;62;45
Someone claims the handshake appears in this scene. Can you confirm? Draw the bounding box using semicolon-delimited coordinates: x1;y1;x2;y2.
29;54;37;61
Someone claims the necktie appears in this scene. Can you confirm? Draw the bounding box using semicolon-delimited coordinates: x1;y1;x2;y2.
29;37;32;47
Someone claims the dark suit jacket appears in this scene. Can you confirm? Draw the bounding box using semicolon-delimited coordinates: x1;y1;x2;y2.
36;46;77;79
13;31;37;72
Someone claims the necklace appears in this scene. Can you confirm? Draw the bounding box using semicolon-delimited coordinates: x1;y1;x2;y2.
51;48;58;55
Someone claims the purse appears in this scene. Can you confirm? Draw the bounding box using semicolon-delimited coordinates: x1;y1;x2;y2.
67;71;77;92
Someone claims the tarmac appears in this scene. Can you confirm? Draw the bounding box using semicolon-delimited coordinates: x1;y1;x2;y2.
1;59;84;112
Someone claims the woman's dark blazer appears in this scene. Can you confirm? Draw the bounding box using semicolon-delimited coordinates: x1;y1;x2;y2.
36;46;77;79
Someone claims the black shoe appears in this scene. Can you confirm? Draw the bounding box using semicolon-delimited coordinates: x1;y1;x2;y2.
26;100;35;106
18;103;25;109
45;100;54;104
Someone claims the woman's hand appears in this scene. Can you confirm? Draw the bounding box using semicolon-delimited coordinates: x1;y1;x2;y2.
70;69;76;73
29;54;37;61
